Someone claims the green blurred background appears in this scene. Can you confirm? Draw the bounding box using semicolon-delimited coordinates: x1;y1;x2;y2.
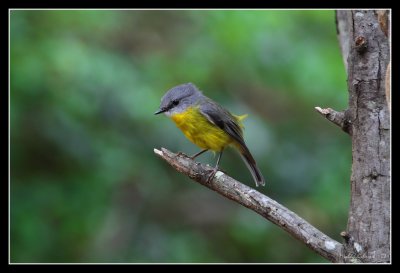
10;10;350;263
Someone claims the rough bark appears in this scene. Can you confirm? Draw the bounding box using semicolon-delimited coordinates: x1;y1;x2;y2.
314;107;351;134
335;10;390;263
154;148;343;262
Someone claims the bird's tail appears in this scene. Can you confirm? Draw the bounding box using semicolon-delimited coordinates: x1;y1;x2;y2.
236;144;266;187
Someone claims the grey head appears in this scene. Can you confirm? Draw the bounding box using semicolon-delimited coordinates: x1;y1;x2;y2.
155;83;203;116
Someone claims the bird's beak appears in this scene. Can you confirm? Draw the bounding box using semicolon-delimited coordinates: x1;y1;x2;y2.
154;108;166;115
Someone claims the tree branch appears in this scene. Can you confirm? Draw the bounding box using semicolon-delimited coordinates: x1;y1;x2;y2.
154;147;343;262
315;107;351;135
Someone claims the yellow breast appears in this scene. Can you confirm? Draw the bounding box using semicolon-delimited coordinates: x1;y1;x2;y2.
170;107;234;151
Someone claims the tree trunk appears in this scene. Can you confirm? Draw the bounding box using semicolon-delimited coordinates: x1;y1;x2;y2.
336;10;390;263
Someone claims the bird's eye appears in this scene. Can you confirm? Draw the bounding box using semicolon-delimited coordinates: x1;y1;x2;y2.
172;100;179;106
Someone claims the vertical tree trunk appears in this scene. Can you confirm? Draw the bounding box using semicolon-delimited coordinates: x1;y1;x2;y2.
336;10;390;263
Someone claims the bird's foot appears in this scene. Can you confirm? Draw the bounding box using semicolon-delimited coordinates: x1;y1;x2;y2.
206;168;218;184
176;151;188;157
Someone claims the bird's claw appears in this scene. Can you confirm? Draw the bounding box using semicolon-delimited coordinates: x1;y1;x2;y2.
176;151;187;157
206;168;218;184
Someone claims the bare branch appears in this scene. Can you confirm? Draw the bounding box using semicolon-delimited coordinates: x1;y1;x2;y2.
154;147;343;262
315;107;351;135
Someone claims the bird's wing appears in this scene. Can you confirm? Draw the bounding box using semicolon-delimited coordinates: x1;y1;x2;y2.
199;98;264;186
199;99;246;149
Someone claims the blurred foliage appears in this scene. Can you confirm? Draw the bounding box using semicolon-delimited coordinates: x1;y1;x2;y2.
10;10;350;263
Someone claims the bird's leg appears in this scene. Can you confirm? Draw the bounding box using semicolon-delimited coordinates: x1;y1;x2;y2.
206;150;223;183
190;149;208;160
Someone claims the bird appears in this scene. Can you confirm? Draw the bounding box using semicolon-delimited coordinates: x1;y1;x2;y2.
155;83;265;187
